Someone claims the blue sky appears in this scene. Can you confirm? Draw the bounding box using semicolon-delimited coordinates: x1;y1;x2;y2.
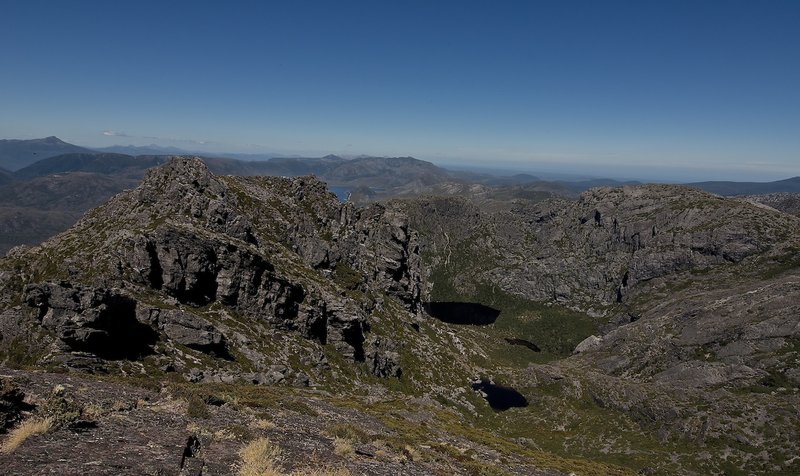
1;0;798;181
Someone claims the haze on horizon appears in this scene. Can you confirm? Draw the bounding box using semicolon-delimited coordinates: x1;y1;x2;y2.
1;1;798;182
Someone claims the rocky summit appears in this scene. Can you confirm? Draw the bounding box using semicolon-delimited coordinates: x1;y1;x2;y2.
0;157;798;475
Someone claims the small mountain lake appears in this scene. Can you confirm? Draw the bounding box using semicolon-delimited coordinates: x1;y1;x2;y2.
504;337;541;352
423;302;501;325
472;379;529;411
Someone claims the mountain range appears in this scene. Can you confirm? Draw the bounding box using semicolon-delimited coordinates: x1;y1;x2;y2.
0;136;93;171
0;156;797;474
0;137;798;258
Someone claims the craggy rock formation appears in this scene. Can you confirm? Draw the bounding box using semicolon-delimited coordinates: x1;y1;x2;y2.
0;157;424;381
397;184;798;307
742;192;800;217
23;283;157;359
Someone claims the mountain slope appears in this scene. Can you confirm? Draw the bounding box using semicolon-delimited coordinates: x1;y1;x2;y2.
0;167;13;185
0;157;424;373
741;192;800;217
397;184;798;307
0;157;637;475
0;137;93;171
392;184;800;474
688;176;800;195
0;172;138;210
13;152;169;180
0;172;139;253
92;144;195;155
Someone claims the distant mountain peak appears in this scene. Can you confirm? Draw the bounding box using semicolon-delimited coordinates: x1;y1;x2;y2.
0;136;93;171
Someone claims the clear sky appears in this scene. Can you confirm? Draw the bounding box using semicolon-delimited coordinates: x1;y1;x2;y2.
1;0;798;181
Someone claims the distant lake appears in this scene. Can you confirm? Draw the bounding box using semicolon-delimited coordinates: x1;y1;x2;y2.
329;186;350;202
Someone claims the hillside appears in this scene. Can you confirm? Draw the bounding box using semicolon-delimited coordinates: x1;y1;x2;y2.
0;157;609;475
742;192;800;217
688;176;800;196
0;137;93;171
0;168;13;185
392;183;800;474
13;153;169;180
0;171;142;254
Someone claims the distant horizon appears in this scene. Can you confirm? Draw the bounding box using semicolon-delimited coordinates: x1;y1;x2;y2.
60;136;800;183
6;132;800;183
3;134;797;184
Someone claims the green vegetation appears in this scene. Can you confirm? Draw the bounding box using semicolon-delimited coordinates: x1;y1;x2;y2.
759;246;800;279
0;335;47;369
430;263;600;366
332;262;364;290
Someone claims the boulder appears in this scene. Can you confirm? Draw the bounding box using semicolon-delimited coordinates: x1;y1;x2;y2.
154;309;228;357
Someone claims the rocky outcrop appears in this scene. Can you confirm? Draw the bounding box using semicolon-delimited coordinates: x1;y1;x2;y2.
366;336;402;378
23;283;157;359
127;226;304;319
0;377;28;431
128;156;257;244
0;157;425;380
144;309;228;357
230;174;425;313
21;282;234;359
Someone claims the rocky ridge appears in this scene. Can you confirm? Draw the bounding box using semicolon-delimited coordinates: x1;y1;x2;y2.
0;157;644;476
0;157;426;384
397;184;798;307
741;192;800;217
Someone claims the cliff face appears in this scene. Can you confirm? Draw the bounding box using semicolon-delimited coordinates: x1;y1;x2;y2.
0;157;424;382
398;184;797;307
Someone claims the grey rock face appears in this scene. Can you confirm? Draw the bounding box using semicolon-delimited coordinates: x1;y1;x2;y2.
580;271;800;387
366;336;402;378
573;335;602;354
233;174;425;314
22;282;234;359
128;226;304;320
150;309;228;357
23;282;157;359
130;156;257;244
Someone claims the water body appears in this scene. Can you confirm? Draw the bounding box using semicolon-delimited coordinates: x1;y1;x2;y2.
423;301;500;325
329;186;350;202
471;379;529;411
